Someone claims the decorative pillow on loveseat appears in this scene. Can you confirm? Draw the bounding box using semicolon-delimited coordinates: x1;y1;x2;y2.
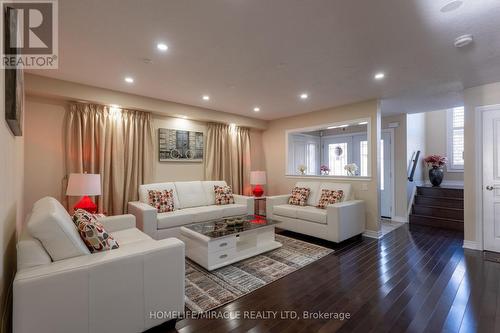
214;185;235;205
72;209;119;253
288;187;311;206
148;189;175;213
317;189;344;209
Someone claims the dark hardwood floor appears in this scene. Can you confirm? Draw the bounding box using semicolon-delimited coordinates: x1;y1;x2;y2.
149;224;499;333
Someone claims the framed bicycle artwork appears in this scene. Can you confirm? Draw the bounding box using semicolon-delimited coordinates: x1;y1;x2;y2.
158;128;204;162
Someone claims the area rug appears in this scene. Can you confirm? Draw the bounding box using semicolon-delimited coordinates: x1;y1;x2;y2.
185;234;333;313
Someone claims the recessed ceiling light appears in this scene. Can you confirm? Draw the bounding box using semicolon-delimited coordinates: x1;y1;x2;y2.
124;77;134;83
300;93;309;100
440;0;463;13
202;95;210;101
157;43;168;51
374;72;385;80
253;107;261;112
454;34;473;48
358;121;368;125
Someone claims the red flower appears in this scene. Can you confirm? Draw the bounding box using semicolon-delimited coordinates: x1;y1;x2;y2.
423;154;448;168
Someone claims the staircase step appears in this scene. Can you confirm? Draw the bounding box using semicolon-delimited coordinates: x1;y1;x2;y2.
412;205;463;221
414;195;464;209
409;214;464;231
417;186;463;198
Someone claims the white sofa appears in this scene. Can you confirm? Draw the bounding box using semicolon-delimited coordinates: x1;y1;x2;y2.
128;180;254;240
267;182;365;243
14;197;185;333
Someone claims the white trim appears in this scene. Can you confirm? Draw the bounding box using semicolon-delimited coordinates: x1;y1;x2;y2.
285;117;372;177
363;229;383;239
407;183;418;217
392;216;408;223
463;240;480;251
285;175;372;181
475;104;500;252
447;108;465;171
423;180;464;187
381;129;395;219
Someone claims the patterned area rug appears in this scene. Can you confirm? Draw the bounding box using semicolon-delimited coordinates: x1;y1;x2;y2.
185;234;333;313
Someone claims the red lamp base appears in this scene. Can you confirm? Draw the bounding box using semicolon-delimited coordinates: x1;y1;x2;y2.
252;184;264;197
74;195;98;214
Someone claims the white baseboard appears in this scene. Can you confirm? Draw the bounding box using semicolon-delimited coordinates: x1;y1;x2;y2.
463;240;480;250
424;180;464;187
391;216;408;223
363;229;382;239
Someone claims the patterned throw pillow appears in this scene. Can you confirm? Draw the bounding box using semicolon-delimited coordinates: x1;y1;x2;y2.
288;187;311;206
214;185;235;205
148;189;175;213
317;189;344;209
72;209;119;253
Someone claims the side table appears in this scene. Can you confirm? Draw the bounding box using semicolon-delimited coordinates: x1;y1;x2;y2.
254;196;267;216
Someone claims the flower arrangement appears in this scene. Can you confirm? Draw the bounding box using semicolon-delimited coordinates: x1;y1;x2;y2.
423;154;447;169
344;163;358;176
320;165;330;175
298;164;307;175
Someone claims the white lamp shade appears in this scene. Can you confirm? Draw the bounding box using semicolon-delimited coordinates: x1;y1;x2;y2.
66;173;102;196
250;171;267;185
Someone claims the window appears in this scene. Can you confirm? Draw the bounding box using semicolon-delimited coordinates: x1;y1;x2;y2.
447;107;464;170
306;143;317;175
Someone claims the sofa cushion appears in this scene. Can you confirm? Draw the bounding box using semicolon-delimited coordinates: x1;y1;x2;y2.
317;189;344;209
318;183;352;202
73;209;120;253
17;231;52;271
295;182;320;206
148;189;175;213
214;185;235;205
174;181;209;208
157;206;225;229
273;204;298;219
202;181;228;204
295;206;327;224
110;228;152;245
288;187;311;206
27;197;90;261
139;182;180;208
221;204;247;217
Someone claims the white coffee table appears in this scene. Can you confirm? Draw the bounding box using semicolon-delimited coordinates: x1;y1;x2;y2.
180;216;282;271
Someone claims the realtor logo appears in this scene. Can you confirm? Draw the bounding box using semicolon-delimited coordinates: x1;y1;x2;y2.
1;0;58;69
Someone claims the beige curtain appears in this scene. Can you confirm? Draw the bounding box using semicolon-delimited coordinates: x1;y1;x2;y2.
205;123;252;195
65;103;154;215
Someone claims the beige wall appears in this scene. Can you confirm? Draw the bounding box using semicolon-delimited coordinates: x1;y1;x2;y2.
0;70;24;332
262;100;381;232
464;82;500;245
425;109;464;183
382;114;408;220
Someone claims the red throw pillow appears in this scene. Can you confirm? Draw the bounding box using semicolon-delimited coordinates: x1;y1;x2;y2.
72;209;119;253
317;189;344;209
288;187;311;206
214;185;235;205
148;189;175;213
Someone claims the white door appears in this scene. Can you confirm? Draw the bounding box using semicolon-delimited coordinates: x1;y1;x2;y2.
483;109;500;252
380;131;393;218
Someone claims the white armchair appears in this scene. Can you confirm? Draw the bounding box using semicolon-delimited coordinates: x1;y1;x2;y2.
14;197;185;333
267;182;365;243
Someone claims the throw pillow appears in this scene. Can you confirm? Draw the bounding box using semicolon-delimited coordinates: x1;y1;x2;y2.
148;189;175;213
288;187;311;206
72;209;119;253
214;185;235;205
317;189;344;209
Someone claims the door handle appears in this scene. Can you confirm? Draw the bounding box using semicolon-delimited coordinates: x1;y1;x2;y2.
486;185;499;191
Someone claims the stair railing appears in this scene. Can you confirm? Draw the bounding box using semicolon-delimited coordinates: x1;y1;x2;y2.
408;150;421;182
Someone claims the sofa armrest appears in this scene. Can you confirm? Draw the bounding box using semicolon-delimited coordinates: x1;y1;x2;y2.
233;194;255;215
266;195;290;219
128;201;157;239
326;200;365;242
97;214;136;232
14;238;185;333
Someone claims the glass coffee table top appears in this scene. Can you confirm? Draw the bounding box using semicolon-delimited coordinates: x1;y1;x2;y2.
183;215;279;239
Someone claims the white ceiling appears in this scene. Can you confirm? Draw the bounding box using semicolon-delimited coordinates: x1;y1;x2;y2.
30;0;500;119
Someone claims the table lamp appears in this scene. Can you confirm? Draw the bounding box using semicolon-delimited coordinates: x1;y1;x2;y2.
66;173;101;213
250;171;266;197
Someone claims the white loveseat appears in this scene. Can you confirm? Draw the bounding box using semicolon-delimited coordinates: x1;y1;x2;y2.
14;197;185;333
128;181;254;240
267;182;365;243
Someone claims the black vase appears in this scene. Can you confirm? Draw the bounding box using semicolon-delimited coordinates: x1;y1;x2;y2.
429;167;444;187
